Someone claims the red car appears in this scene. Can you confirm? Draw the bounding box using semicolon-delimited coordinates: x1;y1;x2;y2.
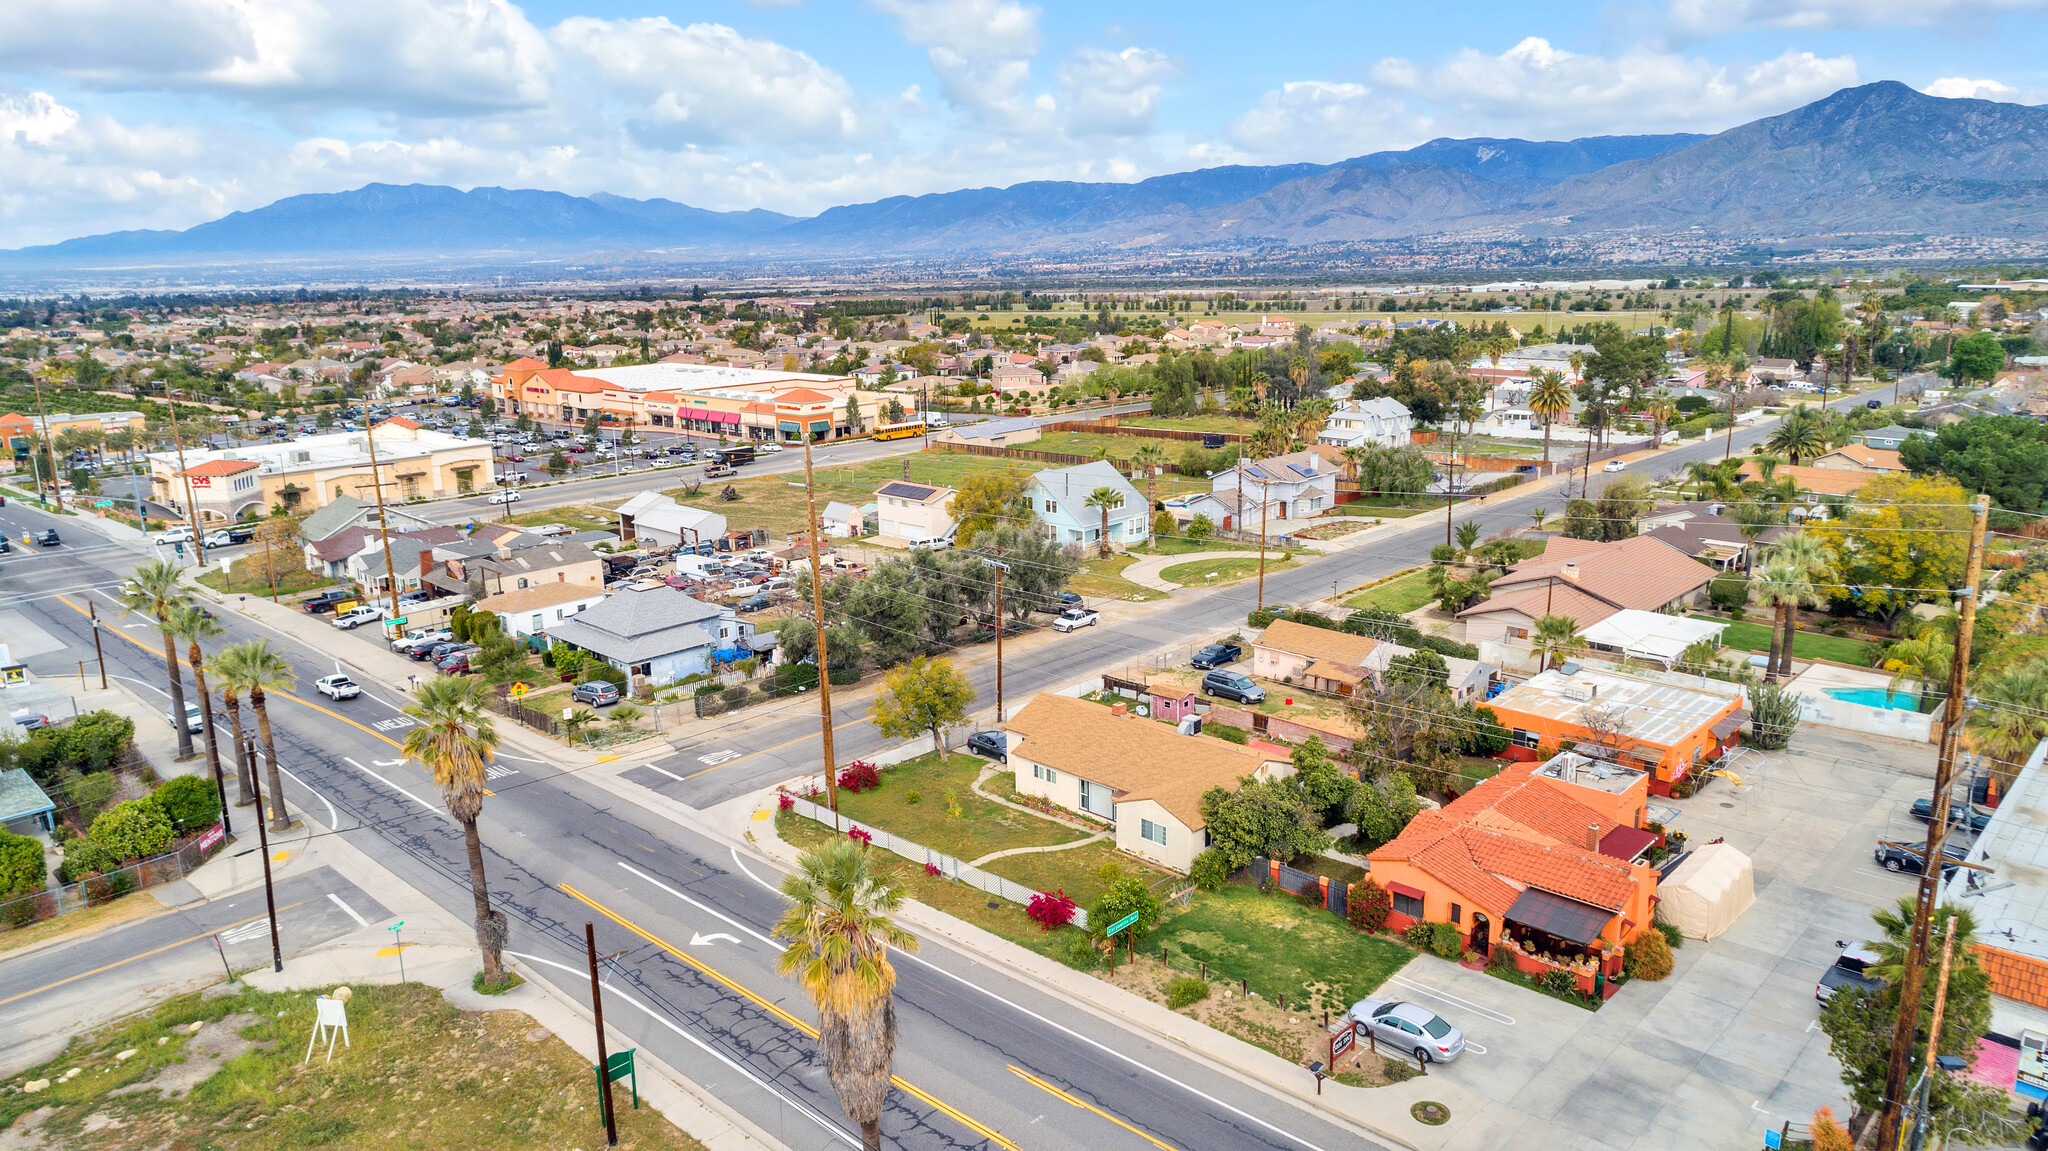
567;445;587;454
504;453;525;462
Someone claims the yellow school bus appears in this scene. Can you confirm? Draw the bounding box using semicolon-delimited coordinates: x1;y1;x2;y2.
871;420;927;442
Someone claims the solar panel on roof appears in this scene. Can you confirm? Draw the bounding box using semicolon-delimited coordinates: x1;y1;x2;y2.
877;482;938;499
1287;463;1317;478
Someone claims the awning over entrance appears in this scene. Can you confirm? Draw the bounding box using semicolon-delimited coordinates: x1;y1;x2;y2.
1710;710;1750;740
1505;887;1612;946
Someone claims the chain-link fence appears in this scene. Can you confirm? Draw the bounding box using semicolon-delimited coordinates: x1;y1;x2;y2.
784;794;1090;929
0;820;228;932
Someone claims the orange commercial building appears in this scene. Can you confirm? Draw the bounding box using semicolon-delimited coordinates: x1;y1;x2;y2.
1484;667;1747;797
492;361;884;444
1369;753;1664;997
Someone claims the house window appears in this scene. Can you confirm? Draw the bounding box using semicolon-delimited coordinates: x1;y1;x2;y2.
1392;890;1424;919
1511;728;1540;749
529;614;542;631
1450;903;1462;924
1032;763;1058;784
1079;779;1115;818
1043;498;1058;514
632;663;650;676
557;572;566;581
1140;819;1167;845
517;578;529;589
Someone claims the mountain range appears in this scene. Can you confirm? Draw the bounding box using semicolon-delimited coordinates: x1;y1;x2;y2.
9;81;2047;271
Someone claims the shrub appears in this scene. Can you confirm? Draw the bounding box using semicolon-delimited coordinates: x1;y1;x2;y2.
828;667;861;686
720;685;749;710
1487;943;1517;973
1097;861;1124;884
846;827;873;846
695;681;724;697
837;761;880;793
1429;922;1464;961
57;836;117;883
1403;921;1436;949
777;792;795;811
1189;849;1233;891
0;830;46;898
1247;606;1286;628
1539;969;1580;997
1206;723;1248;745
1089;878;1162;942
1347;879;1390;933
1166;976;1210;1010
1656;920;1685;950
1462;951;1484;965
1625;930;1675;981
1298;884;1327;911
153;775;220;831
1429;544;1458;564
89;798;173;862
924;862;942;877
904;790;922;805
1748;680;1801;750
1027;889;1077;931
1708;574;1749;611
82;869;135;905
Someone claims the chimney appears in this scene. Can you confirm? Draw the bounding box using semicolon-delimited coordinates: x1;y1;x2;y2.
1111;702;1128;717
1587;823;1601;852
1560;561;1580;582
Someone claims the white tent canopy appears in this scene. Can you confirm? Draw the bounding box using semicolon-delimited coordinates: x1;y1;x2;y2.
1657;842;1755;941
1577;610;1728;668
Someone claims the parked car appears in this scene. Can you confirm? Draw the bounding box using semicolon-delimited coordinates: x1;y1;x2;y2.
504;453;526;462
436;648;478;674
909;537;952;552
303;589;352;614
333;605;386;630
965;730;1007;763
1191;643;1242;669
393;628;452;653
153;526;195;545
571;681;621;706
36;529;59;547
1874;839;1968;877
488;489;522;504
1052;607;1100;633
315;674;361;700
12;712;51;731
169;702;204;734
1908;796;1993;832
1866;399;1883;410
1817;940;1886;1003
420;641;467;662
1201;669;1266;705
737;593;771;613
1602;458;1628;473
1348;998;1465;1064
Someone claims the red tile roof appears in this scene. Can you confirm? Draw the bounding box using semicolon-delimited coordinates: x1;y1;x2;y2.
180;458;260;478
499;357;547;372
1975;944;2048;1008
775;387;834;403
377;416;420;430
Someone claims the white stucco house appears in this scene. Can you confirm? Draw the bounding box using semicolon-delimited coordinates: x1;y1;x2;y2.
1178;451;1337;534
1318;396;1413;449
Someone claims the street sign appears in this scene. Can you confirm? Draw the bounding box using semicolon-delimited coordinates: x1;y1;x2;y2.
1105;911;1141;936
387;617;408;627
509;683;530;698
1763;1128;1782;1150
595;1048;639;1111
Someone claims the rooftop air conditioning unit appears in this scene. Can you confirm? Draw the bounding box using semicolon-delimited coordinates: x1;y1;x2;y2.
1562;680;1597;703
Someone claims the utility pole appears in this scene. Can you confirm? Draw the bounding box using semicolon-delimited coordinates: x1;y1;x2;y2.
243;735;283;973
87;600;108;690
982;557;1010;722
799;433;840;828
585;923;620;1148
260;528;280;603
28;369;64;513
1875;493;1989;1151
162;394;209;567
1254;472;1270;613
360;423;405;644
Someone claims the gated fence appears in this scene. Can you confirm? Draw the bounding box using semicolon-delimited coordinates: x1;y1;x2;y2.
0;820;229;933
1249;855;1350;920
784;793;1090;929
490;695;561;736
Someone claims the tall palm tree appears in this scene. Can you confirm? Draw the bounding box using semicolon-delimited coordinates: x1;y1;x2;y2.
1750;562;1800;680
1130;442;1166;509
213;639;296;831
1881;614;1953;706
1763;533;1836;679
1339;445;1368;485
774;839;919;1151
402;676;510;986
121;561;195;761
1084;486;1123;558
1765;409;1826;465
1642;396;1675;447
1528;369;1573;467
1966;665;2048;787
207;644;257;807
1533;613;1579;672
169;604;228;814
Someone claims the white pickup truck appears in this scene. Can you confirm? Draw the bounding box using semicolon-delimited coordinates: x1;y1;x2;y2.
314;674;361;700
333;605;385;630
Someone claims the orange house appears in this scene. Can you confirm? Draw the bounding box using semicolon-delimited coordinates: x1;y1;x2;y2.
1484;667;1746;797
1368;754;1663;996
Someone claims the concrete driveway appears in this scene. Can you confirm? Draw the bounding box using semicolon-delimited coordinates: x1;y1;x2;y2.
1379;728;1944;1150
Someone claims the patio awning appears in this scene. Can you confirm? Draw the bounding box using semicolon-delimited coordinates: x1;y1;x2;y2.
1598;825;1659;863
1623;745;1663;767
1387;882;1425;900
1710;710;1750;739
1505;887;1613;946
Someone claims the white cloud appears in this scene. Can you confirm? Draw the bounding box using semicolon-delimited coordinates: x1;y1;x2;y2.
1213;81;1430;163
1668;0;2048;34
1374;38;1857;135
1056;47;1177;136
1923;76;2021;100
0;91;229;246
551;17;864;149
871;0;1041;56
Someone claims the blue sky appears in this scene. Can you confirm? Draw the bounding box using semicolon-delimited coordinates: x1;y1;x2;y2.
0;0;2044;248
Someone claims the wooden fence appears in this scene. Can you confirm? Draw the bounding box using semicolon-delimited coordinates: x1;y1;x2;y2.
1039;417;1248;443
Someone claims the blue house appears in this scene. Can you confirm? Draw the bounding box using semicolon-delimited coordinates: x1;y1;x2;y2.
1026;460;1149;551
543;583;752;691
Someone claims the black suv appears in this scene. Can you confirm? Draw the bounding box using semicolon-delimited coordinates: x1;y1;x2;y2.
36;528;59;547
1192;643;1242;669
1874;839;1968;877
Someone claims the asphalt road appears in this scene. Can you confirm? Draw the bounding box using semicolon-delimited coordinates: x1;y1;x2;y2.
0;496;1384;1151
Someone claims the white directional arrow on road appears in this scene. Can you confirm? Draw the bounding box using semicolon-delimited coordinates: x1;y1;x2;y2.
689;932;741;947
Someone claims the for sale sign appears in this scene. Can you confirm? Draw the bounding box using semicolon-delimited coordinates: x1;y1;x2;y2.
198;823;225;851
1331;1023;1355;1061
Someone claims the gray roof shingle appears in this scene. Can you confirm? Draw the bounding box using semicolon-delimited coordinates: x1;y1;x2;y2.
543;585;725;663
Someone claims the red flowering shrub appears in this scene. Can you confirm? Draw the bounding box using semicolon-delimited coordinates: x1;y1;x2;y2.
924;862;943;877
838;761;880;793
847;827;873;846
777;793;795;811
1347;878;1391;934
1027;889;1078;931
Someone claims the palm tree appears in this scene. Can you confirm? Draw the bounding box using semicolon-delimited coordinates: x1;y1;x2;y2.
1533;613;1579;672
402;676;510;986
1084;486;1124;558
121;560;195;761
213;639;296;831
169;604;228;814
208;644;256;808
1529;506;1550;532
774;839;920;1151
1966;666;2048;787
562;707;598;745
1339;445;1368;485
1130;442;1166;509
1881;614;1953;706
1529;369;1574;467
1763;533;1836;678
1641;396;1674;447
1765;409;1826;465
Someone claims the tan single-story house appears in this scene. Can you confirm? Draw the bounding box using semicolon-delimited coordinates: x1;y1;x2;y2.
1252;619;1385;695
476;582;607;638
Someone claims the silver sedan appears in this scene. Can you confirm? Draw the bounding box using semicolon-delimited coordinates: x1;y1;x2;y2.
1347;997;1466;1064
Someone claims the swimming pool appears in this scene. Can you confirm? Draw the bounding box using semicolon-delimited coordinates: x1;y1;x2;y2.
1825;687;1920;711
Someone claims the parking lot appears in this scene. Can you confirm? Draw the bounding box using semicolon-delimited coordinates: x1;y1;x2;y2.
1384;727;1943;1150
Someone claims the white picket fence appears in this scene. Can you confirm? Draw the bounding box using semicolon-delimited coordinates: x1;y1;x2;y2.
784;794;1089;929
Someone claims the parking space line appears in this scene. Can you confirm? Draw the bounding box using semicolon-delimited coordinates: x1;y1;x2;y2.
1386;975;1517;1026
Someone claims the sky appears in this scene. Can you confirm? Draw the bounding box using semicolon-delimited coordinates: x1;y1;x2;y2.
0;0;2045;249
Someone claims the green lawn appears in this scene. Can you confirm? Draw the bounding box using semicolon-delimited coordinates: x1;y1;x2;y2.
984;839;1171;909
1344;568;1435;613
196;562;336;597
1072;554;1170;601
1159;556;1292;586
823;752;1084;860
1694;615;1878;666
1137;537;1270;557
1153;884;1415;1006
1327;497;1435;519
1120;415;1249;434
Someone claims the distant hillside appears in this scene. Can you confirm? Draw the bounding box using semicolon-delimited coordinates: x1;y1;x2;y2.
1345;133;1708;187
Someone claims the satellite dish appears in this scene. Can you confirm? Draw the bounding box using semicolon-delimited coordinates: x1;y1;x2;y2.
1135;704;1150;717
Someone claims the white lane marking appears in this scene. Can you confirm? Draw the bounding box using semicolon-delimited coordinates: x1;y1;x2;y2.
504;950;861;1149
1386;975;1518;1026
371;717;414;732
339;756;453;824
372;758;404;767
276;763;340;829
485;764;519;780
218;918;273;944
493;750;549;764
363;691;406;711
621;862;773;946
721;848;1335;1151
690;932;742;947
644;764;687;782
697;750;740;765
327;893;370;927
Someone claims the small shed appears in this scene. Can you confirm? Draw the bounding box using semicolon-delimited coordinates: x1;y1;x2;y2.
0;768;56;835
1657;842;1756;940
1146;687;1199;722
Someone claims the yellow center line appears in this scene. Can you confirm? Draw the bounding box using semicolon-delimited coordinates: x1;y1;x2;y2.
1008;1063;1181;1151
0;903;308;1009
560;883;1017;1151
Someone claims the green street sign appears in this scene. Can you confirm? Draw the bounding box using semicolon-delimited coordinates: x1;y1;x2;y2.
1106;911;1141;936
387;617;408;626
594;1048;639;1111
